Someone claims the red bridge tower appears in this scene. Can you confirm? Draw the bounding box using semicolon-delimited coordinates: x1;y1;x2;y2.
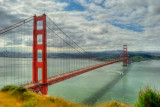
32;14;48;95
123;45;128;66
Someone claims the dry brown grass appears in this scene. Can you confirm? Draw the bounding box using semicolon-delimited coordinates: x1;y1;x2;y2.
0;92;22;107
97;101;132;107
0;88;132;107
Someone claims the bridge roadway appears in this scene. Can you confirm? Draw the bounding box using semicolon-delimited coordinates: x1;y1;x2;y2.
22;59;123;90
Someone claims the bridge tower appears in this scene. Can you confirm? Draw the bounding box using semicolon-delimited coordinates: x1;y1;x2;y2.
123;45;128;66
32;14;48;95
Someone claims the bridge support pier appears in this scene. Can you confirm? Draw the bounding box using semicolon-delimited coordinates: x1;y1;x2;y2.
32;13;48;95
123;45;128;66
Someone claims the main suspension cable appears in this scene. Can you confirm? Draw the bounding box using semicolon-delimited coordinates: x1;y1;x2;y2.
47;26;84;55
47;15;94;58
0;16;33;35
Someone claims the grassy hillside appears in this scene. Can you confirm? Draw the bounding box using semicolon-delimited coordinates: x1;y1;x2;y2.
0;85;130;107
0;85;159;107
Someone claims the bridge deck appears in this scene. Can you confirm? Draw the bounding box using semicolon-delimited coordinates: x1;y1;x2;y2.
22;59;122;89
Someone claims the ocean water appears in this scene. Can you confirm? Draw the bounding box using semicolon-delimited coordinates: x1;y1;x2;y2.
48;60;160;105
0;58;160;105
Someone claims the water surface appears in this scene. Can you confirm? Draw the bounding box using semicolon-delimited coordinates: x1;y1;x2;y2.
0;58;160;105
48;60;160;105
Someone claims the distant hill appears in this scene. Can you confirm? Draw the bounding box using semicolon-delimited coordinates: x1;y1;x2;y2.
0;51;160;62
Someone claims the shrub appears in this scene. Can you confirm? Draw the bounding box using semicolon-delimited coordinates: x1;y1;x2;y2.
1;85;17;92
136;86;160;107
11;86;27;95
21;92;34;100
108;101;122;106
49;97;55;103
23;100;36;107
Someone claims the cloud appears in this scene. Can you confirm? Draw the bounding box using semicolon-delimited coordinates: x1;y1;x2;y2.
0;0;160;52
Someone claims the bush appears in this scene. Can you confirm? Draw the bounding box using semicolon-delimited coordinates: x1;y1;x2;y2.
21;92;34;100
1;85;17;92
136;86;160;107
23;100;36;107
49;97;55;103
108;101;122;107
11;86;27;95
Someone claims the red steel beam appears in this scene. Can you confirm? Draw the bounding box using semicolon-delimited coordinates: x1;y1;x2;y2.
47;59;122;86
32;14;48;95
23;59;123;90
123;45;128;66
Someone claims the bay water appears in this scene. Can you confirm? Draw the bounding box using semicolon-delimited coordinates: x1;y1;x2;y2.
0;58;160;105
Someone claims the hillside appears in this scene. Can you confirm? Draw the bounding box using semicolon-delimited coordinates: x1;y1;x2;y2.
0;86;130;107
0;85;159;107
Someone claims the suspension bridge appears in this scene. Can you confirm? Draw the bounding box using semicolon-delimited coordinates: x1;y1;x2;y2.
0;14;129;95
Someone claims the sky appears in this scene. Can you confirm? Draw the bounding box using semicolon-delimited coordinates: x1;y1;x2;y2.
0;0;160;52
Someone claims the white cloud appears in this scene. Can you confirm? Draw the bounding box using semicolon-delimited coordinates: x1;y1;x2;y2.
0;0;160;52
